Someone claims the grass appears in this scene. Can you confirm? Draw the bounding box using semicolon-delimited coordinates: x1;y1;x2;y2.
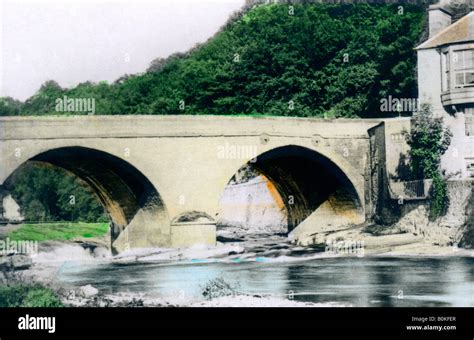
7;222;109;242
0;284;63;307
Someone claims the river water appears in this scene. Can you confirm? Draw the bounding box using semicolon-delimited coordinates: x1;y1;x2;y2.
56;242;474;307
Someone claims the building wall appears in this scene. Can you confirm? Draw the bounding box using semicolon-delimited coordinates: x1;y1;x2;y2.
442;109;471;177
418;48;471;177
418;49;445;116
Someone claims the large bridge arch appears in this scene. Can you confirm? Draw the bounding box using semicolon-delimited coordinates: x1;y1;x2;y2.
217;141;367;211
217;144;365;244
1;146;171;253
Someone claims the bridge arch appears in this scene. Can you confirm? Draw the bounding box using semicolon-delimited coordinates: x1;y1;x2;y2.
2;146;170;252
218;145;365;243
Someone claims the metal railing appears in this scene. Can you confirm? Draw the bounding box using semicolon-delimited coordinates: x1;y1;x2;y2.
389;179;433;201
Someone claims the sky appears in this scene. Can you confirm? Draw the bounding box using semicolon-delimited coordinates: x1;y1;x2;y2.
0;0;245;101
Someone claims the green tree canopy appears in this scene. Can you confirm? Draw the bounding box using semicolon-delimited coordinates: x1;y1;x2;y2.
5;3;425;118
7;163;107;222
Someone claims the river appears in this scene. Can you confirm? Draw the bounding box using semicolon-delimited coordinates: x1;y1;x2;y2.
56;250;474;307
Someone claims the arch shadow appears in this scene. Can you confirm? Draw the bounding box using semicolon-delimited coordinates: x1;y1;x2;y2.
219;145;364;234
3;146;169;252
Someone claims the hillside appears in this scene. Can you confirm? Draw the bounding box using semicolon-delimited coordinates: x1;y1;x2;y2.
1;3;426;118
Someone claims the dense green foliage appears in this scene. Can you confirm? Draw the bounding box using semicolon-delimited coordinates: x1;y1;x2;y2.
0;97;22;116
404;104;452;219
405;105;452;180
7;163;107;222
429;173;449;219
406;104;452;179
1;3;425;118
0;284;63;307
7;222;109;242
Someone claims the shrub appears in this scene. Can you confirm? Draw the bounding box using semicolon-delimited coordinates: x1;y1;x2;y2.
201;277;239;300
0;283;63;307
430;173;449;220
405;104;452;180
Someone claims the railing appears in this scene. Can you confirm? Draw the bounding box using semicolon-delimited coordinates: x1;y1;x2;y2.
388;179;433;201
466;116;474;136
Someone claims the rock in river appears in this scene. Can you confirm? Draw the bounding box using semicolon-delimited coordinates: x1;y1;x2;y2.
11;255;33;270
80;285;99;298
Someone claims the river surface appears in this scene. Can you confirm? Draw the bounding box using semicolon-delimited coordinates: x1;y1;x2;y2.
56;254;474;307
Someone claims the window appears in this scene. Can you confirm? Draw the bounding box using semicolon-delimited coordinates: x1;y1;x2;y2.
453;49;474;88
442;51;449;91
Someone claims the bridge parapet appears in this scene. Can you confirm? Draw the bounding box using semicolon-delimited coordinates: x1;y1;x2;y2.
0;115;382;140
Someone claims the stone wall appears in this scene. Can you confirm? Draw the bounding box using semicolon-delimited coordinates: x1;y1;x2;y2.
394;179;473;246
459;181;474;248
369;119;413;225
218;176;287;234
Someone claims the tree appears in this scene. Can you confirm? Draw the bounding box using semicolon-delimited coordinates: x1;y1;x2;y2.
147;58;168;73
404;103;452;218
0;97;23;116
405;104;452;180
22;80;64;115
8;163;107;222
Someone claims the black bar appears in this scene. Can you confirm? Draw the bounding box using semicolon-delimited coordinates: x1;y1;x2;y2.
0;307;472;339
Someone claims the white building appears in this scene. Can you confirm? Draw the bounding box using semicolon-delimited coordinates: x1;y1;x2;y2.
416;5;474;178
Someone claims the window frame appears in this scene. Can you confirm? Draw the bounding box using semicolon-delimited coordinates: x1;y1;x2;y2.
441;45;474;92
452;48;474;89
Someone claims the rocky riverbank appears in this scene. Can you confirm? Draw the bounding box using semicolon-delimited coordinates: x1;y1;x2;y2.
1;222;473;307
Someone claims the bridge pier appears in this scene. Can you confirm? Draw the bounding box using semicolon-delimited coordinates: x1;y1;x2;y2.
168;211;217;248
111;204;172;253
112;212;217;252
170;222;216;248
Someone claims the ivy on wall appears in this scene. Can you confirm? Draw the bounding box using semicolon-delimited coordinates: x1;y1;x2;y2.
404;104;452;219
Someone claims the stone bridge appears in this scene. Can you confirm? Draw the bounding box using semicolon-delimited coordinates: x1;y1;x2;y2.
0;116;409;252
